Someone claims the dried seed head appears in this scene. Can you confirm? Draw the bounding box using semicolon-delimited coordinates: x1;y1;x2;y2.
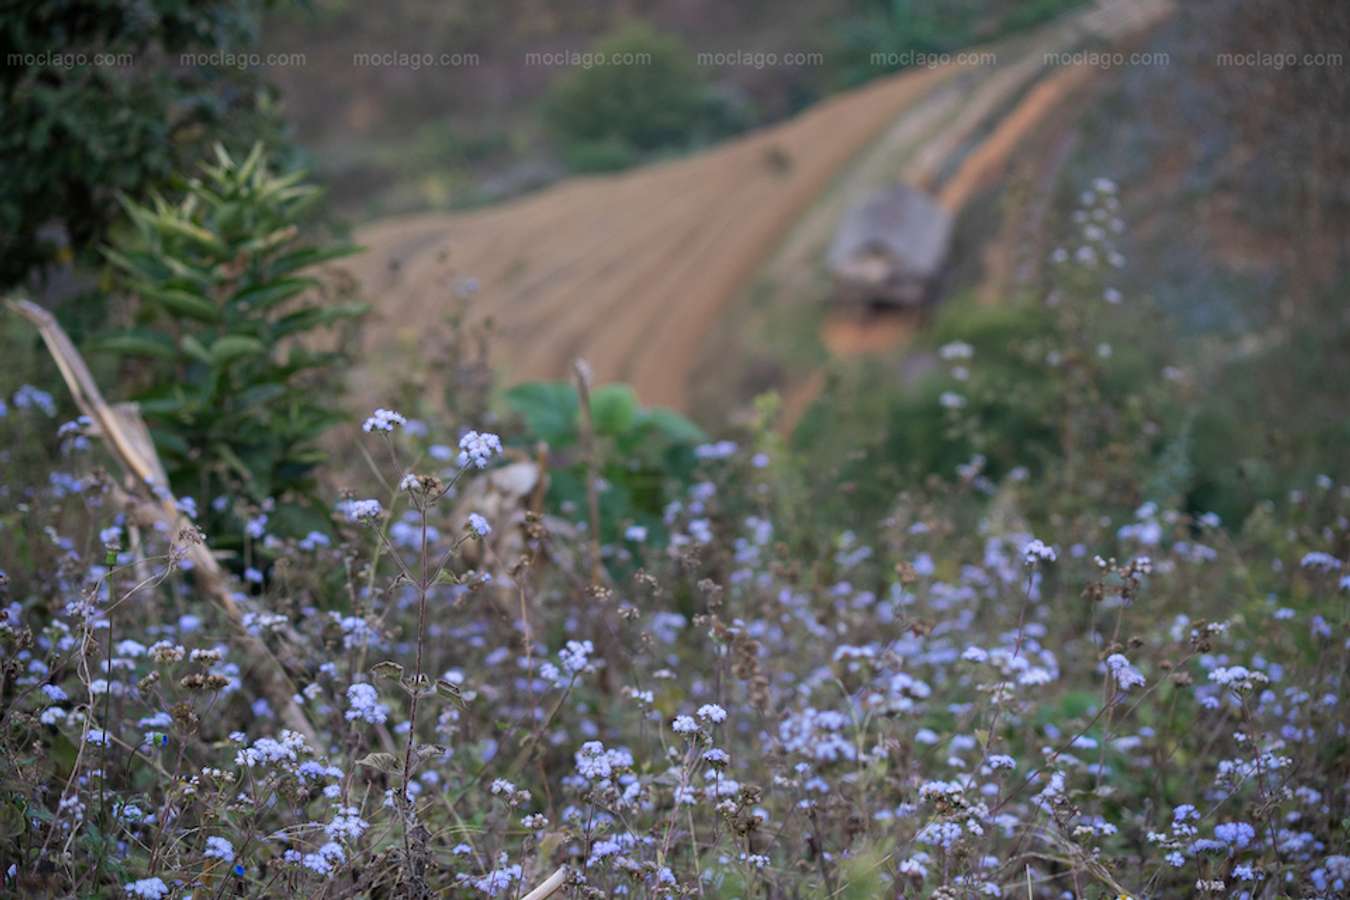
179;673;231;692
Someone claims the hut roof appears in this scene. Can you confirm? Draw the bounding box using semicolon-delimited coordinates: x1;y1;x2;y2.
826;183;952;280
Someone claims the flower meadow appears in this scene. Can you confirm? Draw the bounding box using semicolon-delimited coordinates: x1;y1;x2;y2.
3;397;1347;898
1;181;1348;899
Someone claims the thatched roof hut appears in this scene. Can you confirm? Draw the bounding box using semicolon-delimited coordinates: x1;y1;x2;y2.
826;183;952;307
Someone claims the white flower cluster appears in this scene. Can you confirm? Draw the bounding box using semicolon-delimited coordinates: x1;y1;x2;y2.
295;841;345;876
340;498;383;522
123;877;169;898
203;835;235;863
1300;551;1342;572
939;341;974;361
345;683;388;725
362;408;407;433
462;859;522;896
457;430;503;469
694;440;738;460
325;806;370;841
558;640;594;675
1022;538;1057;566
1209;666;1270;693
1106;653;1146;691
234;730;311;769
575;740;632;781
697;703;727;724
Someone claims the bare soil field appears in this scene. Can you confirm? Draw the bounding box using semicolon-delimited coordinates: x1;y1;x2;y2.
347;0;1172;413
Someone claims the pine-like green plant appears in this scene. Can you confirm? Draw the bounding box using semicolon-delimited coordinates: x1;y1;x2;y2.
100;143;367;546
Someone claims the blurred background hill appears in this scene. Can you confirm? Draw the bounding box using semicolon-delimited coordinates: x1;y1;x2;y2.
260;0;1085;217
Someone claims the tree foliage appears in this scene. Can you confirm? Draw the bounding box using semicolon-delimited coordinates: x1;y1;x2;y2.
543;23;711;161
0;0;285;289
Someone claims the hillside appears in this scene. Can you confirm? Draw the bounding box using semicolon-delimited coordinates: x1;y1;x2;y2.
260;0;1087;216
346;0;1172;413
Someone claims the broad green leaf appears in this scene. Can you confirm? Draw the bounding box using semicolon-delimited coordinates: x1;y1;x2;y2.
638;407;705;445
591;383;638;436
504;381;580;446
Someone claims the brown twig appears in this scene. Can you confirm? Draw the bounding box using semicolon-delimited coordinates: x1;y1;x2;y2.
6;297;319;747
572;359;603;586
521;865;568;900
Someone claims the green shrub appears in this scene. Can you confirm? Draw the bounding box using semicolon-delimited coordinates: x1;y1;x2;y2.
99;144;367;545
828;0;1088;87
503;380;705;546
1185;292;1350;524
560;137;640;174
793;299;1061;525
544;23;709;160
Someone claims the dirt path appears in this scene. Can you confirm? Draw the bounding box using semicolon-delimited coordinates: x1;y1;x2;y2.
347;0;1172;414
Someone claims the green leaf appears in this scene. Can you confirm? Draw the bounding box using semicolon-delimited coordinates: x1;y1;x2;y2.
92;330;178;360
214;443;261;493
591;383;638;436
504;381;580;446
208;335;266;366
638;407;705;445
230;277;316;311
153;215;225;253
272;302;369;338
138;396;191;419
269;244;362;278
237;141;265;183
265;501;332;538
239;225;302;258
180;334;212;365
145;287;220;323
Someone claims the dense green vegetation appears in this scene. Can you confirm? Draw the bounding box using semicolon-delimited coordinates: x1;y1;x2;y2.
1;0;288;290
504;379;706;545
831;0;1088;86
543;23;745;173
